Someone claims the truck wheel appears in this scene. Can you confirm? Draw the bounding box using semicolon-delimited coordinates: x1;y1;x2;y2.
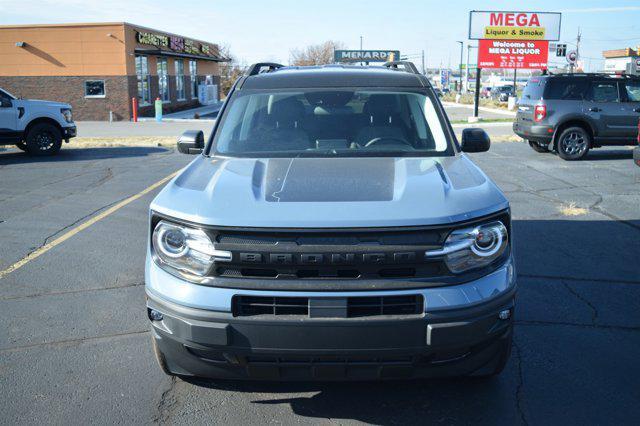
557;127;590;161
25;123;62;156
528;140;549;153
151;336;176;376
16;141;28;152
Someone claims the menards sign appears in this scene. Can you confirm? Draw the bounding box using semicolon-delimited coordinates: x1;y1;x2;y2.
469;11;561;41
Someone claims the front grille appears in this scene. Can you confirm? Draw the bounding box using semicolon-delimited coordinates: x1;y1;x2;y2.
232;295;424;318
210;227;449;280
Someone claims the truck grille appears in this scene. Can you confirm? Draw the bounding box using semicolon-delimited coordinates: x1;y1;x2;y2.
209;227;448;280
232;295;424;318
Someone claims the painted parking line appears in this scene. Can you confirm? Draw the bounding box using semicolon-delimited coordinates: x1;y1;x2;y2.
0;170;180;280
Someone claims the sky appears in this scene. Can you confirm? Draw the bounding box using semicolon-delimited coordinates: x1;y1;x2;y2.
1;0;640;71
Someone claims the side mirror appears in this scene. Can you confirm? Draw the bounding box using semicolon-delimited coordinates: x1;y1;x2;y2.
461;128;490;153
0;98;12;108
177;130;205;154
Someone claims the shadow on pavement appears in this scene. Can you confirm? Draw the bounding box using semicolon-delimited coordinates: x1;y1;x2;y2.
185;376;516;424
583;149;634;161
0;146;170;164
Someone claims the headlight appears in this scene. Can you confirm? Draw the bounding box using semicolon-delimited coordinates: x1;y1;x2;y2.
152;220;231;278
61;108;73;123
425;221;508;274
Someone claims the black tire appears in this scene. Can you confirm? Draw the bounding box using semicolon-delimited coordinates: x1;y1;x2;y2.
16;141;28;152
151;335;176;376
528;140;549;153
556;126;590;161
25;123;62;156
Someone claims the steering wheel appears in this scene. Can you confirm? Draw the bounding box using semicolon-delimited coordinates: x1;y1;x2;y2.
364;137;413;148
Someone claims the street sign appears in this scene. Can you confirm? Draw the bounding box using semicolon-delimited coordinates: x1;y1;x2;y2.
469;11;561;41
334;50;400;63
566;50;578;64
556;43;567;57
478;39;549;69
440;70;450;88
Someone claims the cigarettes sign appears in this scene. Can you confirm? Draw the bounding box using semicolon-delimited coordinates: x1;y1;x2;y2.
478;40;549;69
469;11;561;41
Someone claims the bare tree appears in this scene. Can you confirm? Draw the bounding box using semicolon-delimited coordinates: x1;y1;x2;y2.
218;44;246;98
290;40;345;66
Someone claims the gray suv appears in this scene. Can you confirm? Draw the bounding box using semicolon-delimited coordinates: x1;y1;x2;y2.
146;62;515;381
514;74;640;160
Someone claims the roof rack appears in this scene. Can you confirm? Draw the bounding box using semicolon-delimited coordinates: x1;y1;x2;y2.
548;72;638;79
246;62;285;76
383;61;421;75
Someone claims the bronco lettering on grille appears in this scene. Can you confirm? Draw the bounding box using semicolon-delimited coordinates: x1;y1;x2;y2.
237;252;418;265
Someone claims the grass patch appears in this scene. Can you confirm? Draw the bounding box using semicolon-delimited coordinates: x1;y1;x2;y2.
559;202;588;216
450;118;514;124
68;137;176;148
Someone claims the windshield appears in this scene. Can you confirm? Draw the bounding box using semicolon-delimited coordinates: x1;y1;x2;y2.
212;89;453;157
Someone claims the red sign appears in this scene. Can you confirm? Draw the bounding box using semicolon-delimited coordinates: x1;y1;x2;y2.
478;39;549;69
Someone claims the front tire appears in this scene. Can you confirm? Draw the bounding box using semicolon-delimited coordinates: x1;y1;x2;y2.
16;141;28;152
528;140;549;153
25;123;62;156
557;126;590;160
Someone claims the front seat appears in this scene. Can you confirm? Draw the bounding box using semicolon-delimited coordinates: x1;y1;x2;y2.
355;94;408;146
248;97;311;152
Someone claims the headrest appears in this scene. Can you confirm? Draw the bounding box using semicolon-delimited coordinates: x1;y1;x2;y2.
269;97;305;127
363;94;400;117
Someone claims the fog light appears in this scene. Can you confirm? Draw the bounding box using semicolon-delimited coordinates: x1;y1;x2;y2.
498;309;511;320
149;309;163;321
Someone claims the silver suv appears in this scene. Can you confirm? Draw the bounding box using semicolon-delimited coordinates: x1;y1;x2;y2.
146;62;515;381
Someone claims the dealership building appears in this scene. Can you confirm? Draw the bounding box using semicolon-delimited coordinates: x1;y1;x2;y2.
0;23;227;120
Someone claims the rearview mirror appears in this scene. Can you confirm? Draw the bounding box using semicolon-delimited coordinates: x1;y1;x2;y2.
461;128;490;153
177;130;205;154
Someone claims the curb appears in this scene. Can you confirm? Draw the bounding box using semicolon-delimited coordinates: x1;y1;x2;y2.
442;101;516;117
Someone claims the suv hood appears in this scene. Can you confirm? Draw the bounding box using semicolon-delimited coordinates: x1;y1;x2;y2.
151;155;508;228
14;99;71;109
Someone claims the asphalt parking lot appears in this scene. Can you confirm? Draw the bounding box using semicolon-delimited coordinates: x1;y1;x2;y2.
0;135;639;425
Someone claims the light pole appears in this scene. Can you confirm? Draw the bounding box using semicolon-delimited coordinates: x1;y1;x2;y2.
456;41;464;93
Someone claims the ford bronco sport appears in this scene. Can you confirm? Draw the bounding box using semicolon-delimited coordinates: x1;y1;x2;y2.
514;73;640;160
146;62;516;380
0;87;76;155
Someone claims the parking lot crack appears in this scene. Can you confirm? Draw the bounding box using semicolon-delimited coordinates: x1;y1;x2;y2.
516;320;639;332
562;281;599;325
513;340;529;426
153;376;179;424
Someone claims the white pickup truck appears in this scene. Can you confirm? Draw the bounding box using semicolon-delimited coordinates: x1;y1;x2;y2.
0;87;76;155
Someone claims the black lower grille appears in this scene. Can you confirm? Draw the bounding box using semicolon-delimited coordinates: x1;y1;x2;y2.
233;295;424;318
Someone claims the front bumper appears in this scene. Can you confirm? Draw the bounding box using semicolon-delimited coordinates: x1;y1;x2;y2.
63;125;77;140
145;257;516;380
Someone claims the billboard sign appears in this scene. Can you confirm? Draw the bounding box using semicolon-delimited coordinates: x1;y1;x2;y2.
469;11;561;41
478;39;549;69
334;50;400;63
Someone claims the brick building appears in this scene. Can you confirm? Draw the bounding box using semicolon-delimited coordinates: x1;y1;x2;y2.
0;22;227;121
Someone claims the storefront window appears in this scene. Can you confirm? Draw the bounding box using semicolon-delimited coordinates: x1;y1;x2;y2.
135;55;150;105
175;60;185;100
157;58;170;102
189;60;198;99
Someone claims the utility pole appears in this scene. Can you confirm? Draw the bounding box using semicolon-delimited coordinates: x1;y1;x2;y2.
360;36;363;66
571;27;581;73
421;49;425;74
464;44;471;94
457;41;464;92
